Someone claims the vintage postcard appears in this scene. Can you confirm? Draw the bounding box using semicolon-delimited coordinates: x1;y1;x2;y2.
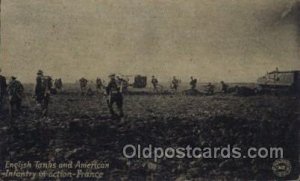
0;0;299;180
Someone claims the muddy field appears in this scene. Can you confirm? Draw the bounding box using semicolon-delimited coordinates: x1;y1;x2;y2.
0;84;299;180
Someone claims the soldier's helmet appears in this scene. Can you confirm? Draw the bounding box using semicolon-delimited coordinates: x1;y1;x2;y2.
37;70;43;75
109;74;116;78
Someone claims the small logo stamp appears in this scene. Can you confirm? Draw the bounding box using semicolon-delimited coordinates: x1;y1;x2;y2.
272;159;292;177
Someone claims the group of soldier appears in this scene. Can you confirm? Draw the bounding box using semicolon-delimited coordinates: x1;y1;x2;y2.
150;76;181;92
79;74;124;118
0;68;24;119
81;74;228;97
150;75;229;94
204;81;229;95
0;68;230;121
188;77;229;94
0;69;63;119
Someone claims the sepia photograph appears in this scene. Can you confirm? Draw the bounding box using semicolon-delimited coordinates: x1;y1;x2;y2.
0;0;299;180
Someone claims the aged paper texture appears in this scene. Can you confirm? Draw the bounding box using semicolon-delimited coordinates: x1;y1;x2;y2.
0;0;299;180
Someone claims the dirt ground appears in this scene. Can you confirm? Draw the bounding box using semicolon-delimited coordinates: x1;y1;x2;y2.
0;85;299;180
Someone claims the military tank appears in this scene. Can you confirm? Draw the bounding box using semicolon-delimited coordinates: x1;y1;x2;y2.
257;69;300;94
132;75;147;88
116;74;147;90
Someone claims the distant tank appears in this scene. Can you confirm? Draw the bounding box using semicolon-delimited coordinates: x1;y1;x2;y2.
133;75;147;88
116;74;147;89
257;69;300;94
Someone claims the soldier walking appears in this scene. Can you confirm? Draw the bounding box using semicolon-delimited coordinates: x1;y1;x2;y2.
7;76;24;118
79;77;88;96
151;76;159;92
35;70;52;117
106;74;124;118
96;77;103;89
0;68;7;111
96;77;104;93
54;78;63;92
220;81;228;93
171;76;179;91
190;76;197;90
206;82;215;95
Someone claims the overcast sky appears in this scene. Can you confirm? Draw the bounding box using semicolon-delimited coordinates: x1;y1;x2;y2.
1;0;300;83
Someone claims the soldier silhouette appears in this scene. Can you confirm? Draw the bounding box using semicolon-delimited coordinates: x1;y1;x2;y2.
190;76;197;90
7;76;24;118
0;68;7;112
106;74;124;118
35;70;52;117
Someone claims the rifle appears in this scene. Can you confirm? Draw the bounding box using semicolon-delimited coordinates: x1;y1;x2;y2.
8;95;12;120
119;81;123;93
